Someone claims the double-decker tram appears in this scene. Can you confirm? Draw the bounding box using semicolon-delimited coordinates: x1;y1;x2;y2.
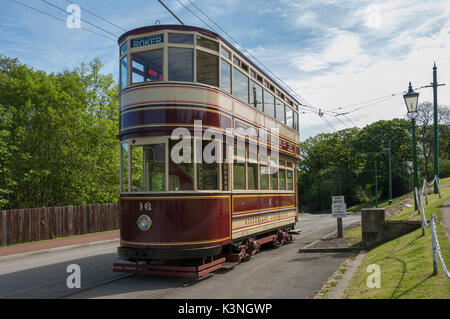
113;25;301;277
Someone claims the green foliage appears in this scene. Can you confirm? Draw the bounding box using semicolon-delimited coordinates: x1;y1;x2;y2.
0;56;119;209
298;112;450;212
298;119;415;212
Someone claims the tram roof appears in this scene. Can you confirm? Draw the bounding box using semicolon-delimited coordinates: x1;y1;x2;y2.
118;24;302;106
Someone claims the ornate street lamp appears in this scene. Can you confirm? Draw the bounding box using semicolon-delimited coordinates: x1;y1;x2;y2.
403;82;419;210
404;82;419;113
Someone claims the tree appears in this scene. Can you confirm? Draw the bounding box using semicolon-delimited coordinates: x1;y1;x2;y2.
297;118;414;212
411;101;450;180
0;56;119;209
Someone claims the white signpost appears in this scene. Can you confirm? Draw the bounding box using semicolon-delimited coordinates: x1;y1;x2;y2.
332;196;347;237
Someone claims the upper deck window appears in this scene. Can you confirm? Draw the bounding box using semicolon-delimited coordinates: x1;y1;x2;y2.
197;50;219;87
250;80;263;112
286;107;294;129
233;56;240;67
168;47;194;82
233;68;249;104
276;99;285;124
131;50;163;83
196;35;219;51
220;58;231;93
221;47;231;59
264;90;275;118
120;56;128;90
257;75;263;83
120;42;128;56
294;111;299;131
168;33;194;44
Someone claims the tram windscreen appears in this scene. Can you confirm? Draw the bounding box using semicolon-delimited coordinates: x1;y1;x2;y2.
131;50;163;83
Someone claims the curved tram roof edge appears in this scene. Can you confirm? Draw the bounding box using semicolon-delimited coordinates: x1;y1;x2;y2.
118;24;302;107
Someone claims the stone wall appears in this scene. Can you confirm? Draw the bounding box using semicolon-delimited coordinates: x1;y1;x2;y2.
384;220;421;241
361;208;421;249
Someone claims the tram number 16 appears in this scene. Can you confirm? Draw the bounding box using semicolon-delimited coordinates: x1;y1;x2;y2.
139;202;152;212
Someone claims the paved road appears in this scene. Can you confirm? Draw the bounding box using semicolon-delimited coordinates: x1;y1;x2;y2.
0;214;360;299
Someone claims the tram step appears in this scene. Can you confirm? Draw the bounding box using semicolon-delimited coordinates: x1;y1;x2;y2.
220;262;239;269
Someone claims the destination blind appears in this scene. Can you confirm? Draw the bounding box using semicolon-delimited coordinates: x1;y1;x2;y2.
131;34;164;48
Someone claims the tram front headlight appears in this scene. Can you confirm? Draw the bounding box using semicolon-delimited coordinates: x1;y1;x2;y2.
137;214;152;231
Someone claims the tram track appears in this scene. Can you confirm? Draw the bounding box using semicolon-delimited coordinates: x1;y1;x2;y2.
58;273;136;299
0;265;128;299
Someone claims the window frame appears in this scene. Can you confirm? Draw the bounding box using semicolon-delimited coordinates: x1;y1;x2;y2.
130;48;165;84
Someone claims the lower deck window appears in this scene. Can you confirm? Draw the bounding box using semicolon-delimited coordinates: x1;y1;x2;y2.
287;170;294;190
197;141;219;190
279;169;286;190
270;169;278;190
121;142;129;192
131;144;165;192
233;161;246;190
260;165;269;190
169;139;194;191
247;163;258;190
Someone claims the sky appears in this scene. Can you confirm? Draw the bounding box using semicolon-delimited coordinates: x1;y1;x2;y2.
1;0;449;141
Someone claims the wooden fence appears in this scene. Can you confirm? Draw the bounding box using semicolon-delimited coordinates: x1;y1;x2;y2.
0;204;120;246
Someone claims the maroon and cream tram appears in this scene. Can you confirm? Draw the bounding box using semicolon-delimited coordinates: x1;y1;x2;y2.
113;25;301;277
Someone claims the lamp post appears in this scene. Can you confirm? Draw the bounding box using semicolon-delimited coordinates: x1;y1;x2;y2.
403;82;419;211
383;141;392;205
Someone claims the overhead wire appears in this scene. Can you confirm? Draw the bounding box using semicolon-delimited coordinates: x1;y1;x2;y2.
8;0;117;42
39;0;119;39
181;0;319;112
64;0;127;32
175;0;218;33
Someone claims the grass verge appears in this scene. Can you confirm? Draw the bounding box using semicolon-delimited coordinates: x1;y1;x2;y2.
343;181;450;298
